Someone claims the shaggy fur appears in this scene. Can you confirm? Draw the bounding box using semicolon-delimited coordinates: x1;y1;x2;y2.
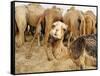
48;21;69;60
63;7;85;46
69;34;97;69
84;10;96;35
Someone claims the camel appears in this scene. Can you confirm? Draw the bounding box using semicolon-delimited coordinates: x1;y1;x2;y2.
69;34;97;69
25;6;63;59
15;3;45;47
63;7;85;46
48;21;97;68
43;6;63;46
84;10;96;35
48;21;69;60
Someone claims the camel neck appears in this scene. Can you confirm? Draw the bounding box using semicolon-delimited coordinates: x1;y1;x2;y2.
52;39;63;49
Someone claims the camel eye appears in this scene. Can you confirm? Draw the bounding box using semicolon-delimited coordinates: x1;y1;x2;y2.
63;28;66;32
56;29;58;32
52;25;55;29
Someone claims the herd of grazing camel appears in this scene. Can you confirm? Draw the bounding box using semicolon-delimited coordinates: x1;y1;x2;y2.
15;3;97;69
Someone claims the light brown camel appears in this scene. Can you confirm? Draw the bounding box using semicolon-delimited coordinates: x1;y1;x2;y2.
25;6;63;59
63;7;85;46
15;4;45;47
48;21;69;60
84;10;96;35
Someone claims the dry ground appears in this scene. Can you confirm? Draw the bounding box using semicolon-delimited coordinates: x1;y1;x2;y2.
15;35;96;74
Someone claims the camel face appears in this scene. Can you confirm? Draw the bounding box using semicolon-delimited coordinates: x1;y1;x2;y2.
49;21;68;43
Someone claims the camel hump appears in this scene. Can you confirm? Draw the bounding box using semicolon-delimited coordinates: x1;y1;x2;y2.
67;6;75;11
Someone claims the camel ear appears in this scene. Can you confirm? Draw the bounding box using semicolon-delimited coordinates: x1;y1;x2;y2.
62;24;68;32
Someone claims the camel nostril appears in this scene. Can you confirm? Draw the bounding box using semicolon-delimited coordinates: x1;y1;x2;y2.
54;33;57;36
56;29;58;31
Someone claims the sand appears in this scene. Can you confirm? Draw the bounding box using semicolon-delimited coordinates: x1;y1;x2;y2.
15;35;96;74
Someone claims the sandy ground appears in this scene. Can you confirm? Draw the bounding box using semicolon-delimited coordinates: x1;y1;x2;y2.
15;35;96;74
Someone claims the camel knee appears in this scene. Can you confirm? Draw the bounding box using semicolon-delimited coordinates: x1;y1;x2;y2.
17;31;25;47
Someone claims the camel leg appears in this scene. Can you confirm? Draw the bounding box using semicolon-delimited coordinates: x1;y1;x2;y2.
37;34;40;46
32;15;43;46
68;32;72;47
86;20;92;35
44;45;55;61
25;23;41;59
25;15;43;59
30;23;41;46
16;21;26;47
44;30;49;46
42;14;54;60
37;24;41;46
72;58;83;70
15;10;27;47
17;31;24;47
79;54;85;69
44;14;53;46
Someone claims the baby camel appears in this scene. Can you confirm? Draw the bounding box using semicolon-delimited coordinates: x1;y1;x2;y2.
48;21;97;70
48;21;69;60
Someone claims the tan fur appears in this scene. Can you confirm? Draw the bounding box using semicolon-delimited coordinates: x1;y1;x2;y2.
74;49;96;69
15;5;27;47
63;7;85;46
84;10;96;35
48;21;69;60
51;40;70;60
44;6;62;46
15;4;45;47
16;5;97;67
25;6;62;59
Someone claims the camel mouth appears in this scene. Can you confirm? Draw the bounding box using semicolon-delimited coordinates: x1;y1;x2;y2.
48;35;60;43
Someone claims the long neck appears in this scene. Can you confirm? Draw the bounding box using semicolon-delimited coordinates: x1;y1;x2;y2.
51;39;70;59
52;39;63;50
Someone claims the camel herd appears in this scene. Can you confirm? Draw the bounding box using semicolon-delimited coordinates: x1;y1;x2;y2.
15;3;97;69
